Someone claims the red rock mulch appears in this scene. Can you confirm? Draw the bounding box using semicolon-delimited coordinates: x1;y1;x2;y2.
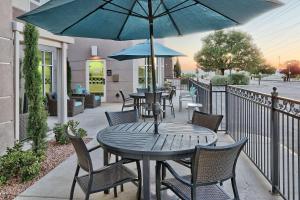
0;139;91;200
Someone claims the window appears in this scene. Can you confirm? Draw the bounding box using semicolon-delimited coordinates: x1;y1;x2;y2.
38;51;53;95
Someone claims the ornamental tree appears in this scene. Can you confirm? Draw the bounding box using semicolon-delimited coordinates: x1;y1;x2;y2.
23;24;48;155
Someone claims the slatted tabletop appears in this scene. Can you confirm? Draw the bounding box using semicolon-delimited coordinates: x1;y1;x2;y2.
97;122;217;160
97;122;217;200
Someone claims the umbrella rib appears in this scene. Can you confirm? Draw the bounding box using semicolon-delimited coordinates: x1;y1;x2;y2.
100;7;146;18
155;2;197;18
160;0;182;36
153;1;163;16
116;0;139;40
192;0;240;24
60;0;113;34
154;0;191;17
136;0;149;16
102;0;147;18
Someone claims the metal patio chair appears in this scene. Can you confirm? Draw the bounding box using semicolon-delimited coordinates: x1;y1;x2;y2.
141;92;163;121
119;90;135;111
105;109;138;126
67;129;141;200
176;111;224;168
105;109;142;196
165;89;176;118
192;111;223;133
156;138;248;200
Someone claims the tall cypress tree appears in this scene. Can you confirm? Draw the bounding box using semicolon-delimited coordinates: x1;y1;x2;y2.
23;24;48;154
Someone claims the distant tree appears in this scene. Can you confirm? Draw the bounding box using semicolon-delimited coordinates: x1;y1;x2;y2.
249;63;276;75
174;58;182;78
280;60;300;76
194;30;263;75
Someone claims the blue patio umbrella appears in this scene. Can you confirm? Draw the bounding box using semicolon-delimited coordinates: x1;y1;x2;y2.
18;0;282;134
109;40;185;61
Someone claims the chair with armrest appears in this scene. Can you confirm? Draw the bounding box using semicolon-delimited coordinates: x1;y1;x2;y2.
67;128;141;200
175;111;223;168
156;138;248;200
46;93;85;117
119;90;135;111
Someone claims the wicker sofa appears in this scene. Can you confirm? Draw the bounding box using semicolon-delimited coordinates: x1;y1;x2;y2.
46;93;85;117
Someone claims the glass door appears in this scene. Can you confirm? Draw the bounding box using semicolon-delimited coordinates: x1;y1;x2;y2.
87;60;106;101
38;50;53;95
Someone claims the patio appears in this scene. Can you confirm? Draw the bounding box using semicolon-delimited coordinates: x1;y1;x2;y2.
16;91;282;200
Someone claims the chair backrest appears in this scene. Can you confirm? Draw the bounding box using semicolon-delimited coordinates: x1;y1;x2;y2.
119;90;126;102
168;89;176;101
145;92;162;105
192;111;223;132
192;138;247;185
67;129;92;172
137;88;148;93
105;109;138;126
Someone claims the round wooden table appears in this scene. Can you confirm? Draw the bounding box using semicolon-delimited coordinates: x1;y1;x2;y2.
97;122;217;200
129;92;169;118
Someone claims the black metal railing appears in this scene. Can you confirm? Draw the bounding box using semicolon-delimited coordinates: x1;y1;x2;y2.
188;78;300;200
188;79;227;131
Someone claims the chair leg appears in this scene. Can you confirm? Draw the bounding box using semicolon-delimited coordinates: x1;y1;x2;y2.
70;165;80;200
155;162;162;200
114;156;119;197
85;178;92;200
162;165;166;180
231;177;240;200
136;161;142;200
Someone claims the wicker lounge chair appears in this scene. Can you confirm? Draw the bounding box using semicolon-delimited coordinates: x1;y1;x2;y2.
67;129;141;200
156;138;248;200
46;93;84;117
72;92;101;108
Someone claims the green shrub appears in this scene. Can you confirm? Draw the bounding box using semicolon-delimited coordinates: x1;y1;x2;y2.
53;120;87;145
0;143;41;185
211;75;229;85
228;73;250;85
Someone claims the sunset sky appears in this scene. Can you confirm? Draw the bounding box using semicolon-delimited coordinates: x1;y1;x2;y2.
164;0;300;72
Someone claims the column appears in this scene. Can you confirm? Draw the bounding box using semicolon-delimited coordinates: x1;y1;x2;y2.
57;43;68;124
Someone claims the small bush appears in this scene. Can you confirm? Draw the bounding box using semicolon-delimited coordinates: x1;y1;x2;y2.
211;75;229;85
53;120;87;145
228;73;250;85
0;143;41;185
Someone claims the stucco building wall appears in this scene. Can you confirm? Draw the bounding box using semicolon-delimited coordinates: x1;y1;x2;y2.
68;38;141;103
0;0;14;154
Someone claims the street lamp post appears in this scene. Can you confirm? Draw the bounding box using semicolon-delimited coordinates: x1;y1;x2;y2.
287;62;291;82
226;53;233;75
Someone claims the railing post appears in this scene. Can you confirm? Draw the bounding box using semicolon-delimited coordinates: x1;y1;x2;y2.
270;87;279;194
225;83;228;134
209;81;213;114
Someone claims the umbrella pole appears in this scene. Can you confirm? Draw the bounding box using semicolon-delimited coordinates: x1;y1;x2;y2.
148;0;159;134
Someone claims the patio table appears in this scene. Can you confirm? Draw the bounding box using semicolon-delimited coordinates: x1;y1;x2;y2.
129;92;169;118
97;122;217;200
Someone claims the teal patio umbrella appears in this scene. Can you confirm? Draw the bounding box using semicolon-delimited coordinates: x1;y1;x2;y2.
109;40;185;61
109;40;185;89
18;0;282;134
